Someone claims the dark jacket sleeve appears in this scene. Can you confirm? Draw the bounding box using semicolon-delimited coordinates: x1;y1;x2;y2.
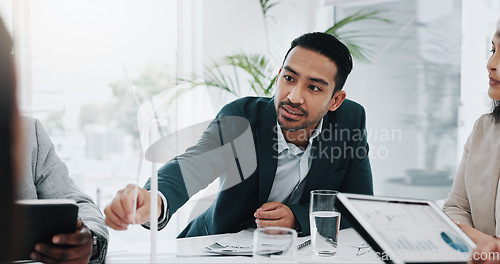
21;117;109;263
288;203;309;235
143;100;247;229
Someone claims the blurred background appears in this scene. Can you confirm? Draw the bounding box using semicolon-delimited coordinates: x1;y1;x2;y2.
0;0;499;238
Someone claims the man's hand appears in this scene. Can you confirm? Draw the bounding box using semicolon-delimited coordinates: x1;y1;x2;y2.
30;220;93;264
254;201;296;229
104;184;162;230
469;236;500;264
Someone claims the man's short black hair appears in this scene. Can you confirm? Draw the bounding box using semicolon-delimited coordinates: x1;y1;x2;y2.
282;32;353;95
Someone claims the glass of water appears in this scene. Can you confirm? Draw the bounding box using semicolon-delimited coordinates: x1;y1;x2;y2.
310;190;341;257
253;227;297;262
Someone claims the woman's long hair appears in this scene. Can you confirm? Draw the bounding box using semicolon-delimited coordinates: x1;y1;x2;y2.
493;100;500;123
0;17;21;261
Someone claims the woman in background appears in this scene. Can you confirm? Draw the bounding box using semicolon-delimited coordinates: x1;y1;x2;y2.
0;16;22;261
443;17;500;248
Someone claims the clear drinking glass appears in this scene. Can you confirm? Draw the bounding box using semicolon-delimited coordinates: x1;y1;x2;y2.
252;227;297;262
310;190;341;257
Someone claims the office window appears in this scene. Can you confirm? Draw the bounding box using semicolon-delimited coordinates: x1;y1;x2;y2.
334;0;462;200
13;0;178;208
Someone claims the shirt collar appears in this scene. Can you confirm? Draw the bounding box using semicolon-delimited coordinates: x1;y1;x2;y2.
276;118;324;155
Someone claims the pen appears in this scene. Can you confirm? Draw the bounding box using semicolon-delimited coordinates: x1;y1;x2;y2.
124;66;142;226
132;184;138;225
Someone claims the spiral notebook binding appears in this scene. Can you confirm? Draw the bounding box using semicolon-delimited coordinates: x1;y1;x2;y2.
297;239;311;250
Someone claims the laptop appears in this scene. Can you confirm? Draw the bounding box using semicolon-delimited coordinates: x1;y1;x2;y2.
335;193;476;264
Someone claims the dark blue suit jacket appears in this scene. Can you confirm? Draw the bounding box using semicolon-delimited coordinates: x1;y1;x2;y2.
145;96;373;238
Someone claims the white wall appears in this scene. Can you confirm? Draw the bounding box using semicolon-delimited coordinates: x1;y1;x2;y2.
458;0;500;160
174;0;328;131
199;0;327;112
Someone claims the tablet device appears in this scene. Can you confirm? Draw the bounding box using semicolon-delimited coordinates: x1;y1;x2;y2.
335;193;476;264
15;199;78;260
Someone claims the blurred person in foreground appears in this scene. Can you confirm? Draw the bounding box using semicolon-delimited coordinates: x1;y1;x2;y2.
105;32;373;237
444;18;500;264
0;16;22;262
0;17;108;264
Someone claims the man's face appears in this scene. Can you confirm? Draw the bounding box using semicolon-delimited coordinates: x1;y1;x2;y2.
275;46;344;132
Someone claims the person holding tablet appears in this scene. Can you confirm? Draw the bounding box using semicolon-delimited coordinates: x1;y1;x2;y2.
443;19;500;244
19;116;109;264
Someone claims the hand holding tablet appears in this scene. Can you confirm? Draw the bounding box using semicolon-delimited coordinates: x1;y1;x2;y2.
15;199;78;260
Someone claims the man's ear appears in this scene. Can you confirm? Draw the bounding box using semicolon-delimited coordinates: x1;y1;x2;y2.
328;91;346;112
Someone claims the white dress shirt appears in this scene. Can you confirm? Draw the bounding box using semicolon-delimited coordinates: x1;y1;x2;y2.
267;118;323;204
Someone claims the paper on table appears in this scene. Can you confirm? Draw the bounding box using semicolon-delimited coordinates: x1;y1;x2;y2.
205;228;310;256
205;229;254;255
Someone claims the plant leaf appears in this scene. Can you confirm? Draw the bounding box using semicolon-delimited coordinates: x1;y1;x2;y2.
177;51;276;97
325;9;393;63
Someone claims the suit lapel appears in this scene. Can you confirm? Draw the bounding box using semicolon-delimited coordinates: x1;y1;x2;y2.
301;114;338;202
258;99;279;205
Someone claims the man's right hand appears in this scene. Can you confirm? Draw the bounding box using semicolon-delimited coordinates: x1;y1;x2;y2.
104;184;162;230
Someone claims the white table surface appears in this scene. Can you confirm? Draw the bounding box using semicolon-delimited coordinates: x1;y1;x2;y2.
106;228;382;263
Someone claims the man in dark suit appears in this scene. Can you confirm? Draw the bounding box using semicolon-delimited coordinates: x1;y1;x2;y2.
104;32;373;237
